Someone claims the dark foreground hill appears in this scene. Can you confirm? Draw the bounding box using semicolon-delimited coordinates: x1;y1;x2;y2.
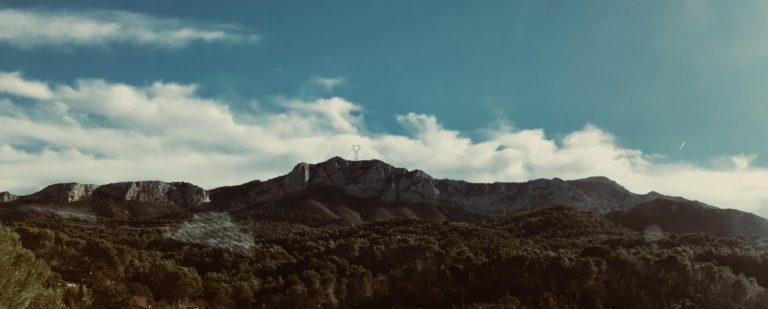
3;208;768;308
609;199;768;237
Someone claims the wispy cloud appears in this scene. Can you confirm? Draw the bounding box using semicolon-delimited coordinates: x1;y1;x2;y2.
311;76;346;91
1;72;768;216
0;8;259;49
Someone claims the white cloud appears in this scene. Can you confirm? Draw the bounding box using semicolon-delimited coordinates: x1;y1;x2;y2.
2;72;768;216
731;154;757;171
0;8;259;49
311;76;345;91
0;72;53;99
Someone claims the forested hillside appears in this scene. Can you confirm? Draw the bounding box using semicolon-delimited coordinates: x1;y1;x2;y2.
3;208;768;308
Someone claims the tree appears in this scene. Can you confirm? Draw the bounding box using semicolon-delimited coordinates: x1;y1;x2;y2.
0;224;64;308
63;283;94;309
89;280;131;309
231;282;254;307
148;260;202;304
202;279;231;306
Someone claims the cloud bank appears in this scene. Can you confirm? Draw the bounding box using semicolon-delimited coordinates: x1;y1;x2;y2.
0;8;259;49
1;71;767;216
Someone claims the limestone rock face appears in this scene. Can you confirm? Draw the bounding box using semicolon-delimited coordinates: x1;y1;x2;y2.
23;183;97;204
93;181;210;208
16;181;209;208
209;157;704;215
283;163;311;190
0;192;17;202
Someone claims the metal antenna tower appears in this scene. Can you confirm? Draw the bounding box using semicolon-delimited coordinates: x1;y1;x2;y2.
352;145;361;160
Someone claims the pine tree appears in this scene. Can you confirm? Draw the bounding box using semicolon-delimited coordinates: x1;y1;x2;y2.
0;224;64;308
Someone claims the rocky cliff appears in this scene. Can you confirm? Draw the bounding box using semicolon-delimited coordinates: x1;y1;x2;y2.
0;191;17;202
209;157;706;215
93;181;210;208
15;181;209;208
20;183;97;204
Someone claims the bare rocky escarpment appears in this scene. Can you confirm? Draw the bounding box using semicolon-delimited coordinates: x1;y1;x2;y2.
93;181;210;208
11;181;209;208
20;183;97;204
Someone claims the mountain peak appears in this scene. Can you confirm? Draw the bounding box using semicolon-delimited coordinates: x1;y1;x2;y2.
322;155;352;164
578;176;617;184
210;157;439;210
313;156;405;172
0;191;18;202
300;157;428;196
290;157;434;187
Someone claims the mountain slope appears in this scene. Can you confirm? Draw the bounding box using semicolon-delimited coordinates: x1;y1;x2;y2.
234;186;487;226
608;198;768;237
209;156;707;215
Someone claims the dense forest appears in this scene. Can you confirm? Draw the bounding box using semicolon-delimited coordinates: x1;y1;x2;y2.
3;207;768;308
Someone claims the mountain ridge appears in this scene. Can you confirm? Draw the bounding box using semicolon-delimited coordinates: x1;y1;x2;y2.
10;181;209;208
2;157;767;237
208;156;713;215
0;156;715;216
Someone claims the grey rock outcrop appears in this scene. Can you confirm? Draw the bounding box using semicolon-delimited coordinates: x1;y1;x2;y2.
22;183;97;204
209;157;706;215
93;181;210;208
0;192;17;202
15;181;209;208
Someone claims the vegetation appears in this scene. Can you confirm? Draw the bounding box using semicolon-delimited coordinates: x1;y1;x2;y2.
0;224;64;308
3;207;768;308
608;199;768;237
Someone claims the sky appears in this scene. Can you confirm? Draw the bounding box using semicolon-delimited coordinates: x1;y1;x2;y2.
2;1;768;216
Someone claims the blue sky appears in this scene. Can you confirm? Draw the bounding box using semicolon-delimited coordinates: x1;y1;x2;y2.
5;0;766;161
1;1;768;215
